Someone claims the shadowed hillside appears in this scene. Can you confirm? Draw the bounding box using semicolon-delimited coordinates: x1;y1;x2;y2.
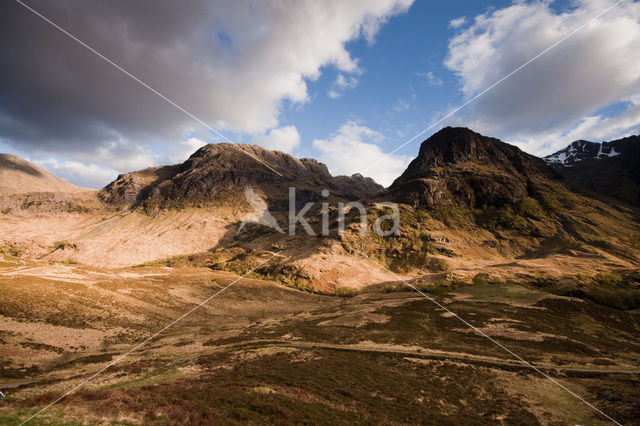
544;135;640;206
332;127;640;281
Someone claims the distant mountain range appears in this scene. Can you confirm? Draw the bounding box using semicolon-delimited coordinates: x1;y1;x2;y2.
544;139;624;166
544;135;640;206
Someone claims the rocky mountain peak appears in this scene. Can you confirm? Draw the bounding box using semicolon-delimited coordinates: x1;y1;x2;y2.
100;143;383;210
387;128;557;209
395;127;554;183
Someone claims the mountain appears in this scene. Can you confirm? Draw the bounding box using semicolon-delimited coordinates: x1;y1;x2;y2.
0;154;84;196
2;132;639;287
543;138;632;165
0;147;382;270
388;127;558;209
362;127;640;272
99;143;383;211
544;135;640;206
0;154;97;214
3;143;640;426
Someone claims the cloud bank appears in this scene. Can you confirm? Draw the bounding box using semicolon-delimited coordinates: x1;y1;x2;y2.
252;126;301;154
445;0;640;154
0;0;412;186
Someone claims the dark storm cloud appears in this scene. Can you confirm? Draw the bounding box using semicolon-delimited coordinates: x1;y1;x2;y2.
0;0;413;176
0;0;209;165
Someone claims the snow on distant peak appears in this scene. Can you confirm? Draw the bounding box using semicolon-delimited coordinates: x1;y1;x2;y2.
599;145;620;158
544;139;622;166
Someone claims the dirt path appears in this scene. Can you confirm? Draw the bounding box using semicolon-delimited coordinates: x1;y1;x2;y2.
9;339;639;391
242;340;640;376
0;381;34;389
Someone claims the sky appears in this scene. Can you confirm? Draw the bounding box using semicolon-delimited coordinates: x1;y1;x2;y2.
0;0;639;187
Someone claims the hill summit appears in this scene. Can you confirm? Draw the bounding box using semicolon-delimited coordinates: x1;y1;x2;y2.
388;127;557;209
0;154;97;215
100;143;383;210
0;154;84;196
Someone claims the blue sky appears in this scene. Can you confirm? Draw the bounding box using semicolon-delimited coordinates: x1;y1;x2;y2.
277;0;518;158
1;0;639;187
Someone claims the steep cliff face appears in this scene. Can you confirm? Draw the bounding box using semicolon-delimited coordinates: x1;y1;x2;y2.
388;127;558;209
99;144;383;211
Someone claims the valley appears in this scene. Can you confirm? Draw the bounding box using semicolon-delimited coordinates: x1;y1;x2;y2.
0;256;639;424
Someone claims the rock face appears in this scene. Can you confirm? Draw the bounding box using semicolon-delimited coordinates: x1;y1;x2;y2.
388;127;558;209
98;165;182;206
99;144;383;210
544;135;640;206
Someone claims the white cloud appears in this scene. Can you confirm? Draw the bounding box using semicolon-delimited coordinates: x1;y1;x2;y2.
393;91;416;112
417;71;443;86
313;121;410;186
393;98;412;112
449;16;467;28
252;125;301;154
444;0;640;154
328;90;342;99
91;141;155;172
183;137;208;155
337;74;359;89
35;158;119;189
167;137;208;164
328;73;360;99
511;95;640;155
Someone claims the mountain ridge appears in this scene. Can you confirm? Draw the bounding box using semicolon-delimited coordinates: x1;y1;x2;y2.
0;153;90;196
543;136;637;166
99;143;383;211
2;128;639;283
543;134;640;206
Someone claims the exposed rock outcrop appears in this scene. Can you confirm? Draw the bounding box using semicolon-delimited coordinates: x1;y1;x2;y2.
99;144;383;211
388;127;558;209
